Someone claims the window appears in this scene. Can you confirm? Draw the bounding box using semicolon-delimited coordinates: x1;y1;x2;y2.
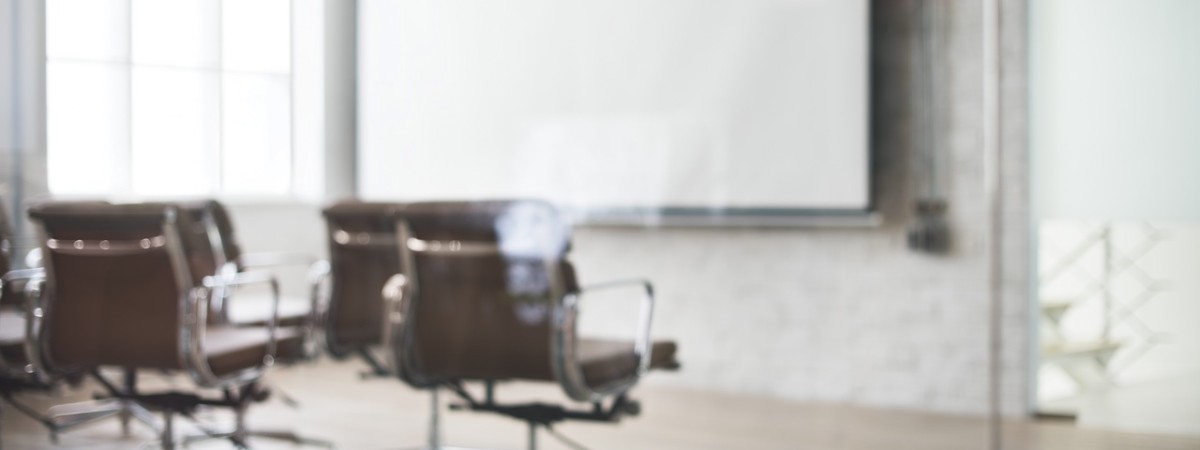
46;0;294;198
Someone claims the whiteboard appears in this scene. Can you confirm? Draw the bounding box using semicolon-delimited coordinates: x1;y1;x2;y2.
358;0;870;214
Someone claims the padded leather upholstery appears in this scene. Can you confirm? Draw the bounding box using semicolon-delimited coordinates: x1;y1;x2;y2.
31;203;186;373
0;202;29;369
205;326;304;376
321;201;405;353
27;202;283;380
578;339;678;388
224;294;313;329
205;200;244;271
175;201;224;284
395;200;678;391
397;201;562;382
0;309;27;366
0;310;22;344
0;197;11;276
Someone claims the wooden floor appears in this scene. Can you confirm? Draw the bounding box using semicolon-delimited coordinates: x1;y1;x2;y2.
2;358;1199;449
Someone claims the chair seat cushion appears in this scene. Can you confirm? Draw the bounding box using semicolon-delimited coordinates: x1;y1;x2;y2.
0;309;28;366
225;294;312;327
0;309;24;344
204;326;305;377
577;339;678;388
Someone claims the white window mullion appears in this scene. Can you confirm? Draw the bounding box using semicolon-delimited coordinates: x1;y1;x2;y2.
287;0;296;197
291;0;326;202
117;0;133;198
215;0;225;196
47;0;296;200
221;0;293;198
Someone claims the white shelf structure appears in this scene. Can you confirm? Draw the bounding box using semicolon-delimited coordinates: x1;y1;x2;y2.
1037;222;1170;416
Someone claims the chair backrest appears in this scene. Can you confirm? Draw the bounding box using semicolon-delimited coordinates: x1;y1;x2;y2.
0;200;19;374
396;200;577;384
0;200;15;307
28;202;198;374
205;200;243;269
175;201;230;284
321;201;405;354
0;197;12;276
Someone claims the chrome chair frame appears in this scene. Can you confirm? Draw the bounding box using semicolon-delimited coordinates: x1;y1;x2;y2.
0;268;45;378
553;278;656;402
0;267;76;438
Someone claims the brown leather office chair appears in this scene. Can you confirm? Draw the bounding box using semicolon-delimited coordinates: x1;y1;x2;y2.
27;202;328;449
0;200;169;444
319;201;406;375
383;200;679;449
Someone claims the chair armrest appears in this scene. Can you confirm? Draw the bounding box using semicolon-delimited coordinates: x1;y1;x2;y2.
236;251;316;269
307;260;331;326
1;268;44;284
23;248;43;269
576;279;656;374
380;273;407;377
201;270;281;356
0;269;46;380
177;270;282;389
203;269;279;289
553;278;657;402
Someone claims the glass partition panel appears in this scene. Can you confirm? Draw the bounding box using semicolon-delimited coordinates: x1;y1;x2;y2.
1031;0;1200;437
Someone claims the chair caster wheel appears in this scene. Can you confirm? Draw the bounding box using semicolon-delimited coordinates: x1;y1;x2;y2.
252;386;272;402
621;400;641;416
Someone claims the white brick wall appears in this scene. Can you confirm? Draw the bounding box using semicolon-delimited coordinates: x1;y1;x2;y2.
571;0;1032;416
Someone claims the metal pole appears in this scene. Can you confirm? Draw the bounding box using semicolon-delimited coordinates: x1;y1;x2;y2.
9;0;25;261
1101;224;1112;345
528;421;537;450
982;0;1004;448
161;410;174;450
428;389;440;449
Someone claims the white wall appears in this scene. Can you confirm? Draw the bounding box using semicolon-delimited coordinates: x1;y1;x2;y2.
1031;0;1200;221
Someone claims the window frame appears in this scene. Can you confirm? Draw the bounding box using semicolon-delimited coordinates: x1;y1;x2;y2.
45;0;300;202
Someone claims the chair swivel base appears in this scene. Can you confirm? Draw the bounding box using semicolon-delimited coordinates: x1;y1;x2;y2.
411;385;624;450
105;388;330;450
445;382;641;426
1;373;160;444
46;398;160;441
183;428;335;449
3;376;136;443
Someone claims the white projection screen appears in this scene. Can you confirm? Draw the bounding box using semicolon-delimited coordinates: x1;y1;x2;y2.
358;0;870;221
